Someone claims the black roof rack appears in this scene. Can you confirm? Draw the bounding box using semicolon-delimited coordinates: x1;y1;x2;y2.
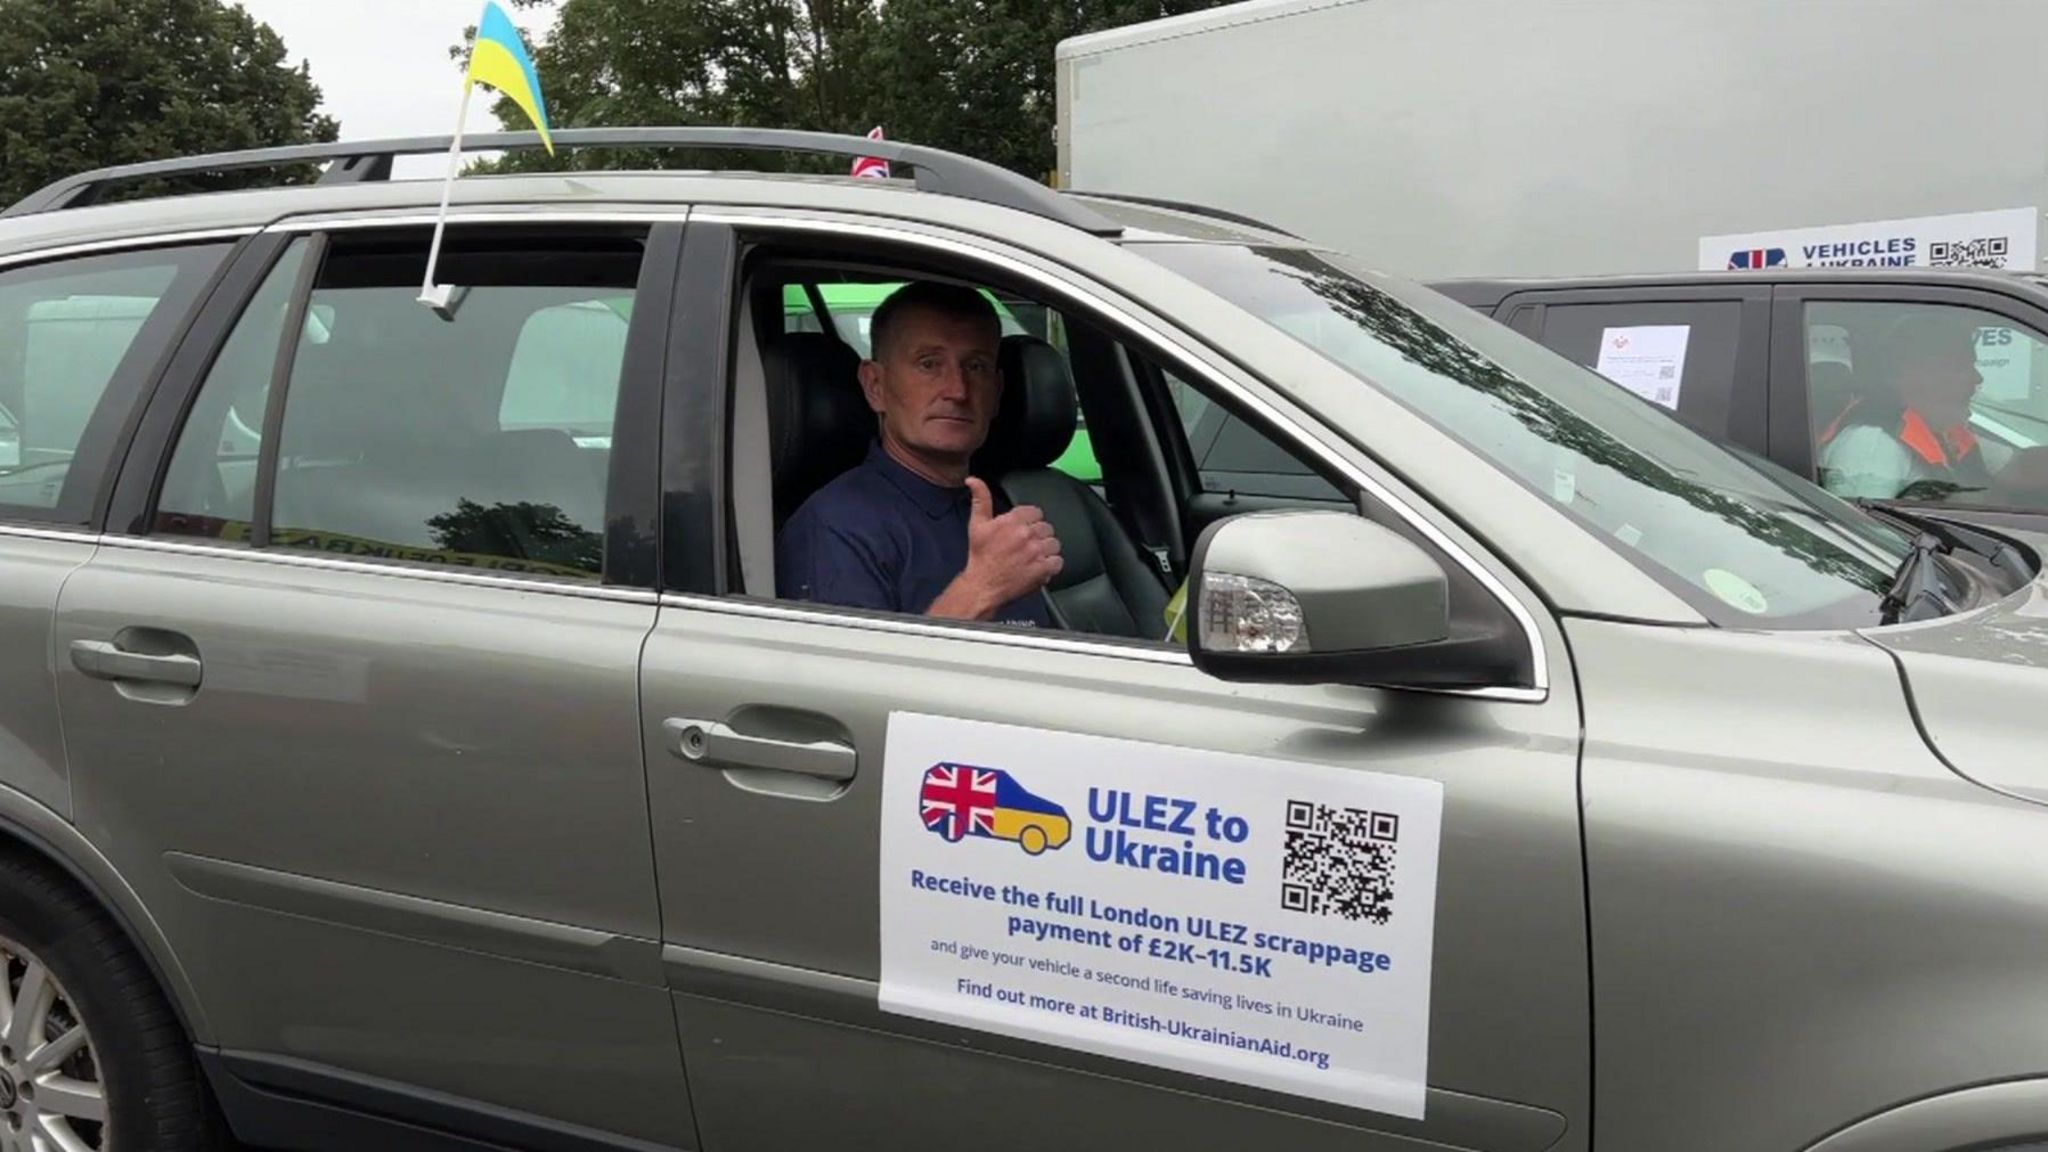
1065;191;1301;239
2;127;1123;236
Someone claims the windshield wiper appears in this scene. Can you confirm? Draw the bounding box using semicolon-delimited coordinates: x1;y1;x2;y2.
1854;500;2032;587
1879;530;1957;625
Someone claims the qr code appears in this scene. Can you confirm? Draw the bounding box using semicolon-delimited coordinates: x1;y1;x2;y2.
1279;799;1400;925
1929;236;2010;268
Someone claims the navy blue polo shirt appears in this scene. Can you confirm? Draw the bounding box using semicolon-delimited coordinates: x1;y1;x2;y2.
777;441;1053;627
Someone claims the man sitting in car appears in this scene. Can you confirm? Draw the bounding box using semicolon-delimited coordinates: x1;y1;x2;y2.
776;281;1062;625
1818;309;2048;503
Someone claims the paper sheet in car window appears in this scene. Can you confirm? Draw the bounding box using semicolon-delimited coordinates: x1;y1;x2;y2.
1593;325;1690;410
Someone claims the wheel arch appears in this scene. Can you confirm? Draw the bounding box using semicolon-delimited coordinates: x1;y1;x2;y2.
0;787;210;1045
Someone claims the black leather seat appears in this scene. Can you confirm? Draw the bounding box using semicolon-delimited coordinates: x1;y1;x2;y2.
764;332;871;527
979;335;1169;639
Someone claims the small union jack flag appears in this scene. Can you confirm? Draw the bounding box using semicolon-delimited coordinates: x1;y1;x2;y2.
1727;247;1787;270
852;126;890;180
920;763;997;841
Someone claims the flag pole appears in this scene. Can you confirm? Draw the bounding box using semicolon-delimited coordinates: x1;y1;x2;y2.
418;79;474;314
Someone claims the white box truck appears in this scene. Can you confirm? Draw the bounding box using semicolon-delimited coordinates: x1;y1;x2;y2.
1055;0;2048;279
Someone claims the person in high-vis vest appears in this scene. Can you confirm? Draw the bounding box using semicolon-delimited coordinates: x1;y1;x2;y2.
1817;310;2006;502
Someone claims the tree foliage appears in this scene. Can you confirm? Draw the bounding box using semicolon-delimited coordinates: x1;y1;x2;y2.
468;0;1229;181
0;0;338;206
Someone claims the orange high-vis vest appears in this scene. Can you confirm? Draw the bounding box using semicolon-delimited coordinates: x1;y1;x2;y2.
1819;397;1979;469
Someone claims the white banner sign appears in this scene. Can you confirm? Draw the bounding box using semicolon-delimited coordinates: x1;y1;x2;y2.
1975;324;2035;402
877;712;1445;1119
1700;206;2039;271
1594;324;1691;410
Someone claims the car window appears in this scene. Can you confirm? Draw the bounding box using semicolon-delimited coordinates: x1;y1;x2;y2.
1137;242;1913;629
1536;299;1744;441
1804;299;2048;510
0;401;17;470
154;232;644;582
744;259;1438;650
500;296;632;443
0;244;229;521
1163;368;1346;501
158;241;313;532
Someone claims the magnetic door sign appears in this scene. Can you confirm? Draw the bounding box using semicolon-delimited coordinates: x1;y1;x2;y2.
876;712;1445;1120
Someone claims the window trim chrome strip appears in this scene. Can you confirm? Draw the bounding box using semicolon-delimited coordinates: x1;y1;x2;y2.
689;209;1553;701
0;523;100;545
101;536;659;604
661;592;1194;665
266;211;691;233
659;592;1549;703
0;227;261;270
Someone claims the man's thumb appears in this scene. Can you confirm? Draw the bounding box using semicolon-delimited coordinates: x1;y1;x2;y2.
965;476;994;523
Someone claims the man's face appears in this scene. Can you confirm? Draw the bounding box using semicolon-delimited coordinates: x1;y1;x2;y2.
859;305;1002;466
1900;330;1982;425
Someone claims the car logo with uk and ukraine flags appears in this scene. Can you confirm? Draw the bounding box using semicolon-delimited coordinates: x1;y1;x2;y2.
1727;247;1788;270
919;763;1072;855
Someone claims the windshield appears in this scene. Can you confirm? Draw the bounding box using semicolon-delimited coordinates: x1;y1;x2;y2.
1136;242;1918;628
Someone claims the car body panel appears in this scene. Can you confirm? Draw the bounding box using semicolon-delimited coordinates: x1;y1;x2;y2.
664;955;1571;1152
1802;1075;2048;1152
1860;571;2048;808
0;727;212;1043
51;540;692;1145
0;530;90;818
642;597;1590;1152
1573;615;2048;1152
1434;266;2048;306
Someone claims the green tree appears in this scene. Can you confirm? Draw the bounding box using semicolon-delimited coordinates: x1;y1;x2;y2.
465;0;880;175
862;0;1223;180
0;0;338;206
467;0;1230;180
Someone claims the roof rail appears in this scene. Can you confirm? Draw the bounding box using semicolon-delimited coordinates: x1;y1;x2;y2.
2;127;1124;236
1065;191;1301;239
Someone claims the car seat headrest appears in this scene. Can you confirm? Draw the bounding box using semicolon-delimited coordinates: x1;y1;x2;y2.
976;335;1079;476
765;332;872;522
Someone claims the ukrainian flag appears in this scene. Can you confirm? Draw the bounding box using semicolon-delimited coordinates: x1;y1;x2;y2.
468;1;553;154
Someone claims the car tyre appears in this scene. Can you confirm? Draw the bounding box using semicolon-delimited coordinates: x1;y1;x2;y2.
0;852;219;1152
1019;827;1049;856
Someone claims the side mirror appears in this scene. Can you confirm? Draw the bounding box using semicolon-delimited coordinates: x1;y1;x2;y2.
1187;511;1510;690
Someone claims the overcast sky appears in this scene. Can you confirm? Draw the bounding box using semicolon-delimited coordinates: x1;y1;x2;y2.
236;0;563;172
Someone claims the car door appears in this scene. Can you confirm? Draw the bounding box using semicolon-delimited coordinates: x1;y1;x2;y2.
51;217;696;1148
1767;281;2048;530
1503;286;1772;458
0;237;233;828
641;215;1589;1152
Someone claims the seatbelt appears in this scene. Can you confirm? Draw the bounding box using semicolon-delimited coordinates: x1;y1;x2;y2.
1039;587;1073;631
1146;544;1174;581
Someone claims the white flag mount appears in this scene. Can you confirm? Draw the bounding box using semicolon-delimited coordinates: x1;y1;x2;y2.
417;77;476;319
419;283;471;320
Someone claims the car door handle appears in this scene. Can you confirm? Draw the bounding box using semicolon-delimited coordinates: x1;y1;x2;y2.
664;718;857;782
69;640;203;688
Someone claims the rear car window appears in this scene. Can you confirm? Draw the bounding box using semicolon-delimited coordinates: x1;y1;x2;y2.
0;243;229;522
1535;299;1745;443
154;232;645;581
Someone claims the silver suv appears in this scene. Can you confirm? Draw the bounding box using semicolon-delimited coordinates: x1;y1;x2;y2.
0;128;2044;1152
